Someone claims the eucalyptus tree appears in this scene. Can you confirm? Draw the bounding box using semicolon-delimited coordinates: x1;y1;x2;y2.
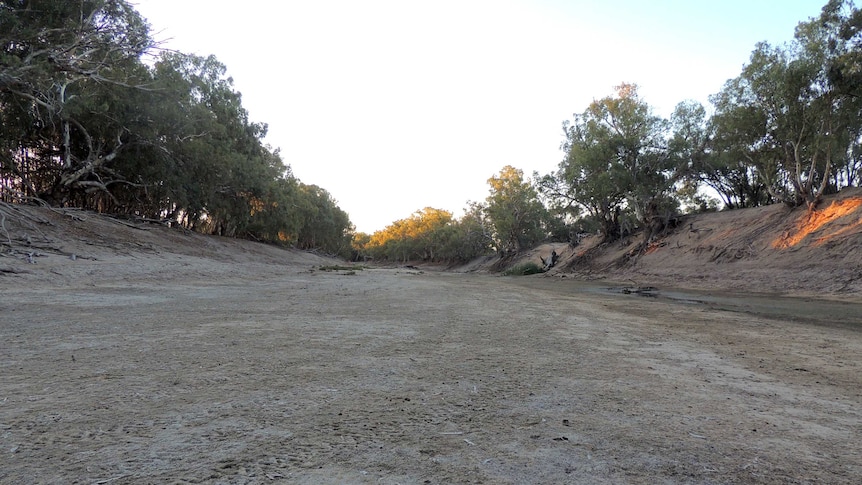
711;0;862;208
669;98;773;210
144;51;283;235
545;84;684;242
485;165;549;253
695;98;774;209
292;183;353;257
443;202;494;261
357;203;493;263
0;0;154;204
0;0;358;256
362;207;454;262
712;43;830;207
820;0;862;188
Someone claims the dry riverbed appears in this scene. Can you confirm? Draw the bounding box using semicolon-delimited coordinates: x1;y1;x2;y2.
2;263;861;484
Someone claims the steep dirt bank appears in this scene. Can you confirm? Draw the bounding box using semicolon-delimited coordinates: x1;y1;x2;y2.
481;188;862;300
4;187;862;299
0;203;339;285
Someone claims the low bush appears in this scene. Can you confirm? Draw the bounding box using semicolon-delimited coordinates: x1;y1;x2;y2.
503;262;544;276
318;265;364;272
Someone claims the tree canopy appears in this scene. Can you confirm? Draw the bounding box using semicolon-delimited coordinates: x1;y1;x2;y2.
540;84;686;242
485;165;549;253
708;0;862;209
0;0;353;256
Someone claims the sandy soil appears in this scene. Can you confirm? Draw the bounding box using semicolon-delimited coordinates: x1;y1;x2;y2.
1;204;861;483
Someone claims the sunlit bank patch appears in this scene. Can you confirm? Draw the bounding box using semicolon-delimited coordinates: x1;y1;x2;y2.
772;198;862;249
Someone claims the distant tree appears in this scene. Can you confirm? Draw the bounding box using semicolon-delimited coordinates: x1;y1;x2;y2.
357;203;494;263
351;232;372;261
293;184;353;257
485;165;549;252
363;207;453;262
547;84;682;243
442;202;494;261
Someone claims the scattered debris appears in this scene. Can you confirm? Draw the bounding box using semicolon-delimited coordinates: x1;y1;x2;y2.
606;286;659;297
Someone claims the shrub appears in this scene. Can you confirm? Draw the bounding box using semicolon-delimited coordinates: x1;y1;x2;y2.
318;265;364;272
503;262;544;276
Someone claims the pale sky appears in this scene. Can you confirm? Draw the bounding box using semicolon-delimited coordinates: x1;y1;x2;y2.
133;0;828;233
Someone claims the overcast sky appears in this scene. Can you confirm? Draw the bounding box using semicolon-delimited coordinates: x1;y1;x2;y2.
133;0;828;233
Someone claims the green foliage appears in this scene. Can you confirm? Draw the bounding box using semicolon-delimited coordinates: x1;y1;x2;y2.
356;204;494;263
485;166;550;252
502;262;544;276
536;1;862;247
318;265;364;272
669;100;769;210
0;0;154;205
0;1;353;255
292;184;354;257
360;166;550;262
544;84;683;242
361;207;455;262
709;0;862;208
361;207;454;261
444;202;496;261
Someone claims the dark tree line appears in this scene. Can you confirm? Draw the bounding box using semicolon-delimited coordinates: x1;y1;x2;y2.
0;0;353;256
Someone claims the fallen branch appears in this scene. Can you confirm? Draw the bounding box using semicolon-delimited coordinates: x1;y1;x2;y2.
47;207;87;222
105;216;150;231
139;217;170;226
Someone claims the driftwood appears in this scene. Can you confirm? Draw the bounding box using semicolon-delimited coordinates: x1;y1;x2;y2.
540;250;559;271
104;215;151;231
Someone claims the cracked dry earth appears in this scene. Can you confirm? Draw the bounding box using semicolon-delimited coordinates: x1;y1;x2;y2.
2;265;861;484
